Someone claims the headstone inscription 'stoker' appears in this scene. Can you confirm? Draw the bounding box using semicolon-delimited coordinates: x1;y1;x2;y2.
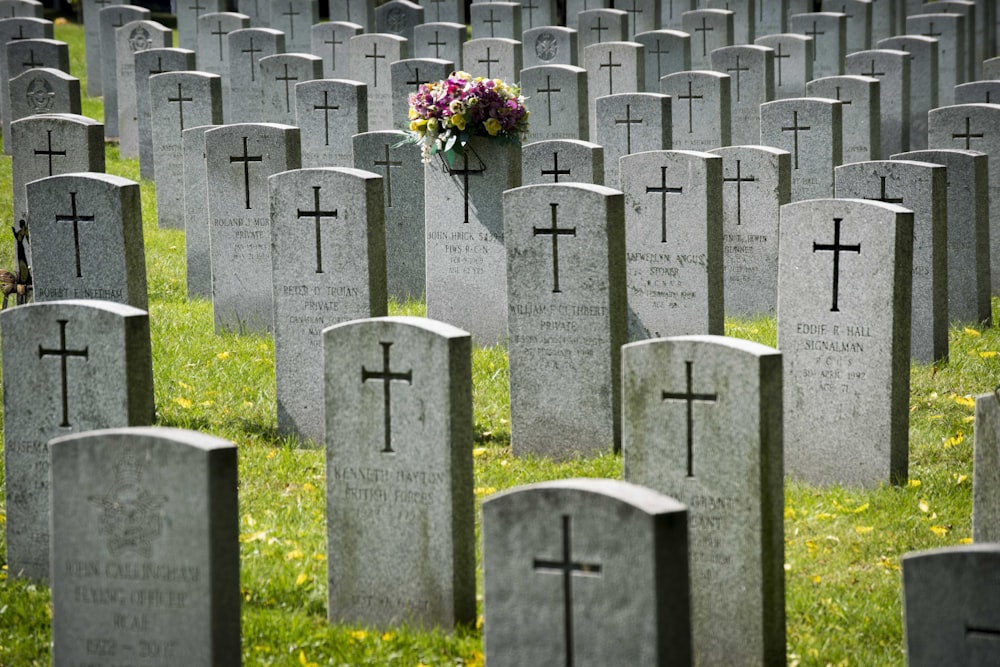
50;427;240;666
325;316;475;629
2;300;153;582
482;478;692;667
778;198;912;488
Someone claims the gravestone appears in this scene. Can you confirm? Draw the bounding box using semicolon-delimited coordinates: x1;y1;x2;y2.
577;8;628;64
975;394;1000;541
10;113;104;233
28;173;148;309
325;316;475;628
2;300;153;582
50;427;240;665
259;52;322;125
462;37;523;82
760;97;842;200
114;20;172;160
238;0;269;25
175;0;224;53
682;8;734;70
634;29;690;93
310;20;361;79
821;0;872;53
470;1;521;40
619;149;724;339
417;0;464;24
133;48;196;181
424;138;522;344
349;33;407;131
806;74;880;161
522;26;577;69
0;0;42;20
709;145;790;317
835;160;948;363
150;72;223;229
985;56;1000;80
353;131;426;301
594;92;671;187
921;0;978;81
659;70;731;151
893;148;991;325
754;33;812;100
504;183;628;457
622;334;785;666
705;0;753;44
0;16;52;140
83;0;122;96
927;104;1000;294
296;78;367;168
955;81;1000;106
412;21;465;68
271;167;387;444
905;13;964;106
876;35;937;152
390;57;454;138
844;49;910;160
778;198;912;487
8;68;80;133
566;0;611;30
328;0;374;31
522;138;604;186
516;0;557;29
789;12;845;79
269;0;317;52
902;545;1000;667
520;64;589;142
205;123;301;333
226;27;285;124
614;0;660;37
375;0;423;46
583;40;644;142
711;45;773;147
197;11;250;113
658;0;694;31
182;124;219;299
3;37;69;152
482;479;691;666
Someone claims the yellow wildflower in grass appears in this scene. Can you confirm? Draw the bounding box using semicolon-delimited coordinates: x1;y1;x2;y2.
929;525;950;537
855;526;874;535
955;473;969;485
465;650;485;667
295;572;308;586
954;394;976;408
472;447;487;458
960;537;973;544
381;632;395;641
980;351;998;358
943;432;964;448
298;651;319;667
965;327;982;336
350;630;368;641
173;396;193;409
918;499;930;513
475;486;498;497
217;350;230;360
908;479;922;488
811;575;821;584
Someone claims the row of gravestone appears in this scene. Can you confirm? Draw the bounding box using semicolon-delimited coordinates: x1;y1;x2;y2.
12;295;1000;665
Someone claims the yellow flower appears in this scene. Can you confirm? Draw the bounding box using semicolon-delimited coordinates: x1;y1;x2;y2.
295;572;308;586
408;107;418;119
410;118;427;132
451;113;466;131
427;117;439;133
174;396;192;409
485;118;502;136
217;350;230;360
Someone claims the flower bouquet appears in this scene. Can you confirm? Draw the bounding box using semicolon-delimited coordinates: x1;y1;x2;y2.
400;70;530;165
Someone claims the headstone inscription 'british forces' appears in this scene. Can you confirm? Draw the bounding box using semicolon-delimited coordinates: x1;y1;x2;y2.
482;479;692;667
778;198;912;488
50;427;240;666
270;167;387;445
325;316;475;629
2;300;153;581
622;334;785;667
505;183;628;458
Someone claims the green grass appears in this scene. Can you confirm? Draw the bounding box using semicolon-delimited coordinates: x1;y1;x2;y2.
0;19;997;666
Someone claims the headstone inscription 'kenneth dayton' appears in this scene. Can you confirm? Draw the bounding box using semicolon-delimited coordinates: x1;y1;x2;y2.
482;478;692;667
325;316;475;629
2;300;153;582
50;427;240;666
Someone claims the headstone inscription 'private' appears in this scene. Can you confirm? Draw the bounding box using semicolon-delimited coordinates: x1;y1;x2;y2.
150;71;223;230
353;131;425;301
522;138;604;186
2;300;153;581
760;97;842;201
622;334;785;667
659;70;731;151
844;48;910;159
520;65;588;143
259;52;322;126
10;113;104;232
893;148;991;326
134;47;196;181
619;149;724;339
114;20;172;160
634;29;690;93
709;145;790;317
425;139;522;344
182;124;219;299
876;35;937;152
350;33;408;131
226;27;285;124
778;198;912;487
50;427;240;666
28;172;148;309
271;167;387;445
297;78;367;169
206;123;301;333
902;545;1000;667
325;316;475;629
505;183;628;458
754;33;812;100
710;45;774;148
928;103;1000;293
974;394;1000;541
594;92;671;187
310;20;362;79
806;74;880;161
834;160;948;363
482;478;692;667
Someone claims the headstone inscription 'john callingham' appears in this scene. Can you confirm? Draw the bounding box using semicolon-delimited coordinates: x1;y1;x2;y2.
325;316;475;629
482;478;692;666
2;300;153;582
50;427;240;666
